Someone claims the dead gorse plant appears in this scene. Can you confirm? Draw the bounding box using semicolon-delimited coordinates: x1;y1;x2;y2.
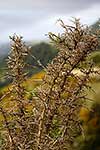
35;19;99;150
0;19;99;150
0;35;38;150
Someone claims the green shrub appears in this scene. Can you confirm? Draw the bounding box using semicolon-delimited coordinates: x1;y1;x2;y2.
89;51;100;65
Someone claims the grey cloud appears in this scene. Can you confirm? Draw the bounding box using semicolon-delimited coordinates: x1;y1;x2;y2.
45;0;100;14
0;0;100;13
0;0;99;43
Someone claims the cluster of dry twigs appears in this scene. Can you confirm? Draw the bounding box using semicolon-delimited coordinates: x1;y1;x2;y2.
0;19;99;150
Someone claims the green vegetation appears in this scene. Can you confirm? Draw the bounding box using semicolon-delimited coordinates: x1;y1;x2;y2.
26;42;58;75
0;42;58;88
89;51;100;66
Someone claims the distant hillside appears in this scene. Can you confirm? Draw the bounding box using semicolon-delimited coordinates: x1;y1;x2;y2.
90;18;100;32
0;43;10;55
27;42;58;75
0;42;58;88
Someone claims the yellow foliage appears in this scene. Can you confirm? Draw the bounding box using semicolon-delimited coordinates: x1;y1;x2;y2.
79;107;90;122
0;71;45;122
24;71;45;90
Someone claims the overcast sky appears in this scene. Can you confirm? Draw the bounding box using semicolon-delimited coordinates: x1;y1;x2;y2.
0;0;100;43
